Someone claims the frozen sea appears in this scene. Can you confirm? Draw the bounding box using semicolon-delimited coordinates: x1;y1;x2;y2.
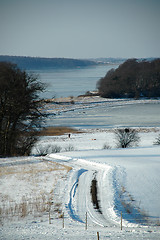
29;65;160;129
48;101;160;129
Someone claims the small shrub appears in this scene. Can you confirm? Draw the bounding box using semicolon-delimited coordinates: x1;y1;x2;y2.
114;128;140;148
35;144;51;156
65;144;75;152
50;145;62;153
154;134;160;145
35;144;62;156
103;143;111;149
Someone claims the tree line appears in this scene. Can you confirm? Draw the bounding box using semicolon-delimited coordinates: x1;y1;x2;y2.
97;58;160;98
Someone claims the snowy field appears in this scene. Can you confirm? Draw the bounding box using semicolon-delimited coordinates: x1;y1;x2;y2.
1;97;160;239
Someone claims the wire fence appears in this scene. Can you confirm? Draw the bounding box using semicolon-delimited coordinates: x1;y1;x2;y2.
1;202;160;230
48;210;160;230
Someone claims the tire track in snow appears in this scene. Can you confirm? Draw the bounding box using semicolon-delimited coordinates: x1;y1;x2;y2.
47;154;126;227
65;168;87;223
63;157;116;227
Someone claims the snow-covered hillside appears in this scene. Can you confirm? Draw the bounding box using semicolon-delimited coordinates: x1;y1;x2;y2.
1;129;160;239
1;97;160;239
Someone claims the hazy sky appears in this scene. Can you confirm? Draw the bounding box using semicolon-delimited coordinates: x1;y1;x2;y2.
0;0;160;58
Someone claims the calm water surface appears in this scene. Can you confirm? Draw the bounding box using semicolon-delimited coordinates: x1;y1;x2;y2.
30;65;117;99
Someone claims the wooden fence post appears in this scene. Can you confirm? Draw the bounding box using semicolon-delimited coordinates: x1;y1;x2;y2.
97;232;100;240
121;212;122;230
49;211;51;224
62;212;64;228
85;212;87;230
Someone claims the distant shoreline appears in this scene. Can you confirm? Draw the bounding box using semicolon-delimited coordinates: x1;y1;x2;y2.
43;95;160;104
0;55;126;70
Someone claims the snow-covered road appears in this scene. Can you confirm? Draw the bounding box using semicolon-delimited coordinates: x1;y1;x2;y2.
47;154;116;227
48;145;160;229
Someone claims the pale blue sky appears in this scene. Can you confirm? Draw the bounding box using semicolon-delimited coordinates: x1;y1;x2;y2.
0;0;160;58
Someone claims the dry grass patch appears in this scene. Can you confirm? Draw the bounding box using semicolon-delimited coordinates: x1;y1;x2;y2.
0;193;52;220
0;160;69;177
42;159;72;173
39;126;82;136
0;158;71;223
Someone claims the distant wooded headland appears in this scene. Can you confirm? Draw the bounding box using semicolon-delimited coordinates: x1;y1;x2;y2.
97;58;160;98
0;55;125;70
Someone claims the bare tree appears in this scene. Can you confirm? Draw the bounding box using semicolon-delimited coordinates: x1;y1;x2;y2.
0;62;46;156
114;128;140;148
154;134;160;145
